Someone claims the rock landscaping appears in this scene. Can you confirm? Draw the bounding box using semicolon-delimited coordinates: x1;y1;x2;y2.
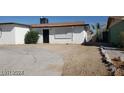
100;46;124;76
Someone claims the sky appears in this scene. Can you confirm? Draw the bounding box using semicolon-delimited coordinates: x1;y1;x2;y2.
0;16;108;25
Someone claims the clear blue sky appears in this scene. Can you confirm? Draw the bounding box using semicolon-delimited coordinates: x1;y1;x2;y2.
0;16;108;25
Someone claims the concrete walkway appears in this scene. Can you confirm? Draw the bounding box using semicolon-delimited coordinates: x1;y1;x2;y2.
104;47;124;61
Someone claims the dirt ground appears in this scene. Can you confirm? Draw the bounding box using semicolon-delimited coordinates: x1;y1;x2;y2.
0;44;109;76
31;44;109;76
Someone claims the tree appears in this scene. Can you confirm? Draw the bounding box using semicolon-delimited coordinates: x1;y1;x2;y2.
91;23;102;42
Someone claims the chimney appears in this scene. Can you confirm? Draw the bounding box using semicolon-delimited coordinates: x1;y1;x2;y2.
40;17;49;24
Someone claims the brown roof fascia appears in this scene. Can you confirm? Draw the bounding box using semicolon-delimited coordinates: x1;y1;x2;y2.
31;22;88;28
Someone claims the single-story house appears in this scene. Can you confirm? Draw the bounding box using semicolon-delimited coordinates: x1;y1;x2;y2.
107;16;124;46
31;22;91;44
0;22;30;44
0;21;91;44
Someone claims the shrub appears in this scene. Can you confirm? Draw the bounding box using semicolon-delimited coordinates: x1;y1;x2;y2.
24;31;39;44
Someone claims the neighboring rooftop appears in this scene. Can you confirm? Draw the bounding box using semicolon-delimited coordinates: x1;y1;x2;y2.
0;22;30;27
107;16;124;29
31;22;89;28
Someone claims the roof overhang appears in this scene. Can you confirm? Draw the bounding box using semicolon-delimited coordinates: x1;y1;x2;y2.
31;22;89;28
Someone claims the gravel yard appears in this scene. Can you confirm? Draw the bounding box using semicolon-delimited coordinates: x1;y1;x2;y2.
0;44;109;76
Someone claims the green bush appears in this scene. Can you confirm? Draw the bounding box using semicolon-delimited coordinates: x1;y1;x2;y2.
24;31;39;44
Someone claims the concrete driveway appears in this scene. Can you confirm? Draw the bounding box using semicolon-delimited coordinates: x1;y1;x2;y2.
0;44;109;76
0;45;64;76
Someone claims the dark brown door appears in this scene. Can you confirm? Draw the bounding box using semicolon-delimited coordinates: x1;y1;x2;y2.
43;29;49;43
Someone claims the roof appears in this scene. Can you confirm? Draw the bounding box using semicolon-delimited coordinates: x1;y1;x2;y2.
0;22;30;27
31;22;88;28
107;16;124;29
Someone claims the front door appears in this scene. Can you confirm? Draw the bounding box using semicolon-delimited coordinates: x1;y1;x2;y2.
43;29;49;43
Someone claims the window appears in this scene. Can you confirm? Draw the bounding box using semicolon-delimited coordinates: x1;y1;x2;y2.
54;27;73;39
